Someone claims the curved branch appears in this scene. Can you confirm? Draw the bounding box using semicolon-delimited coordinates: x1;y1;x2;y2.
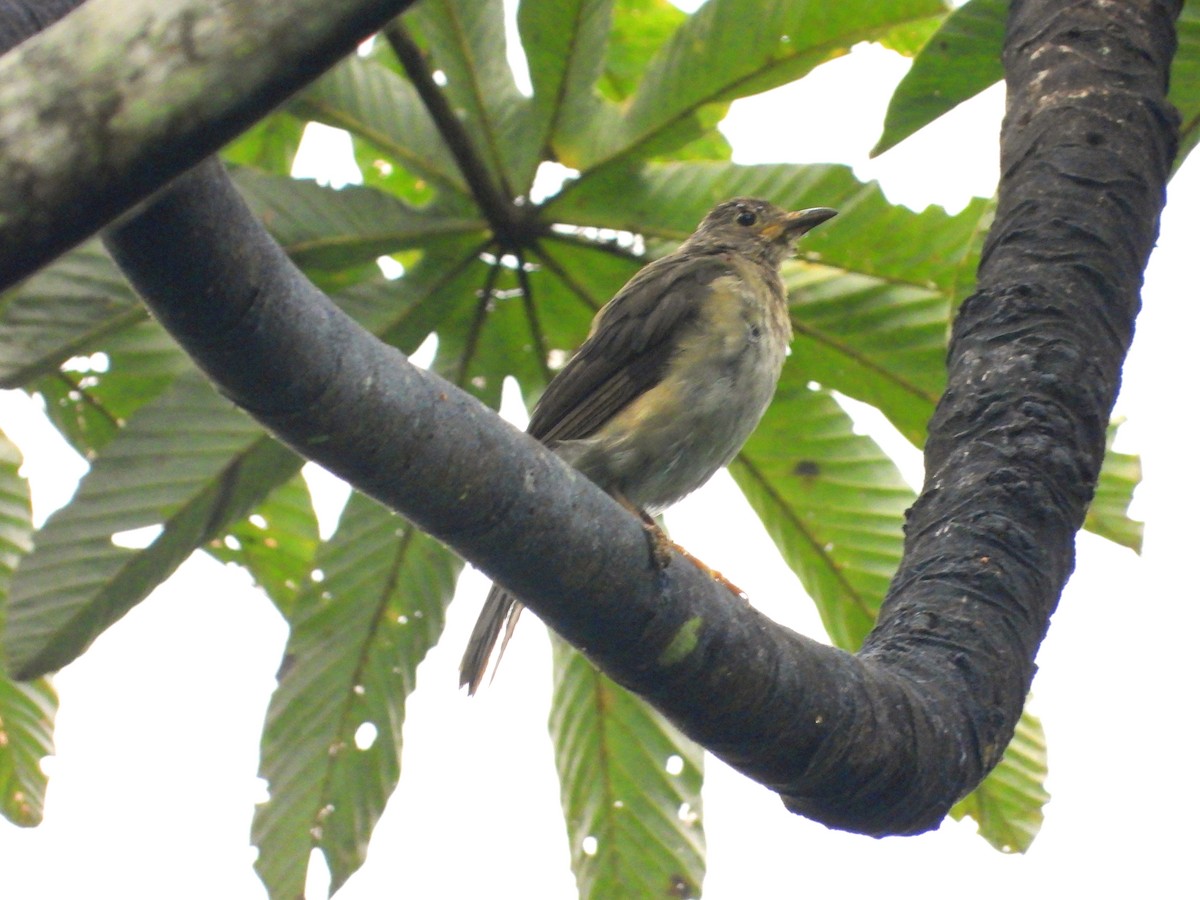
7;0;1180;836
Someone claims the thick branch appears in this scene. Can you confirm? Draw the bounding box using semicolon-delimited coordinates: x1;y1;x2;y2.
0;0;416;289
5;0;1180;836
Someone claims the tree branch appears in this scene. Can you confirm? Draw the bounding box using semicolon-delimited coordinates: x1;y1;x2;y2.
0;0;417;289
384;21;536;249
5;0;1181;836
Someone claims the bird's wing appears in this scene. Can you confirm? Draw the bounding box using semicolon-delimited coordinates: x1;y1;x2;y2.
529;252;731;443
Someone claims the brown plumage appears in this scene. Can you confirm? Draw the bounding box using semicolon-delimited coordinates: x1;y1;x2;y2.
460;198;836;693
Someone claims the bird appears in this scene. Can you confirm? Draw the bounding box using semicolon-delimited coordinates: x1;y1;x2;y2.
460;198;837;693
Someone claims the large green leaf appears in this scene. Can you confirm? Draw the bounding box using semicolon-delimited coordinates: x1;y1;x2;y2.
872;0;1006;156
551;638;705;900
576;0;947;171
875;0;1200;171
730;376;912;651
252;493;463;899
519;0;612;163
0;243;144;389
3;373;302;679
786;266;947;446
598;0;687;102
951;706;1049;853
290;55;471;198
232;169;486;273
0;431;56;828
405;0;539;196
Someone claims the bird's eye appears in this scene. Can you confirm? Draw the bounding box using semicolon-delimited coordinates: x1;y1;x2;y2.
736;210;757;226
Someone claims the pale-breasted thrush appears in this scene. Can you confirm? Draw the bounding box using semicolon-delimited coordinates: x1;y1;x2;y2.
460;198;837;693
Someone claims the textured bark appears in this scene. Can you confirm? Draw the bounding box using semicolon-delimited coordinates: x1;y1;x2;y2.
0;0;414;288
5;0;1183;835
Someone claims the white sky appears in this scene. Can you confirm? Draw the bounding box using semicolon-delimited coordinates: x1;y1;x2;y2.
3;32;1199;900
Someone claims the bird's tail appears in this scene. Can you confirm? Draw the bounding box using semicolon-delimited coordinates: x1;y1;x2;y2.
459;583;524;694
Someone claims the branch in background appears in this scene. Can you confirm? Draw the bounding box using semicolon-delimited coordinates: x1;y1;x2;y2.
384;21;536;248
0;0;417;289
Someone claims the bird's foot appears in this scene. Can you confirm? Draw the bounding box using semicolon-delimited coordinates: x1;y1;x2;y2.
638;515;748;600
612;493;747;599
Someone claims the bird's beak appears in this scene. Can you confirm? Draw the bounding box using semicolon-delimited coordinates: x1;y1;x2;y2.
783;207;838;237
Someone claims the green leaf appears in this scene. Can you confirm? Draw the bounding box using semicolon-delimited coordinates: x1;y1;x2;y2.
875;0;1200;170
207;474;321;619
3;373;302;679
1085;420;1143;553
405;0;539;195
730;378;913;651
0;430;57;828
578;0;947;171
599;0;687;102
252;493;463;898
872;0;1006;156
519;0;612;163
221;114;307;175
34;321;193;459
232;169;486;274
875;12;945;57
0;676;54;827
786;267;946;446
952;706;1049;853
1171;0;1200;168
550;638;705;900
290;55;470;198
0;243;143;389
423;256;547;406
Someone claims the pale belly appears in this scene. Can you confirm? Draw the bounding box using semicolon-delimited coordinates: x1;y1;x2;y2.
555;274;788;513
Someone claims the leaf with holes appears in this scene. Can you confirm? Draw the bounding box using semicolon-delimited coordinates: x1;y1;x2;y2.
207;474;320;619
0;430;56;828
252;493;462;899
222;114;307;175
3;373;302;679
0;243;143;390
551;638;705;900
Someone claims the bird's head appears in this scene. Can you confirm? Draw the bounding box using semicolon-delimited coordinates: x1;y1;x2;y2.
685;197;837;267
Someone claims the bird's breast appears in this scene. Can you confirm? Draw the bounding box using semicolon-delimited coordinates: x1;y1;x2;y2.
557;264;790;512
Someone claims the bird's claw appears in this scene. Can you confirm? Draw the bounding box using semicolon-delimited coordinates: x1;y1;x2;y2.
638;519;747;599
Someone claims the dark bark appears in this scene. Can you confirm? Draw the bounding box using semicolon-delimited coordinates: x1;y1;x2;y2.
7;0;1183;836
